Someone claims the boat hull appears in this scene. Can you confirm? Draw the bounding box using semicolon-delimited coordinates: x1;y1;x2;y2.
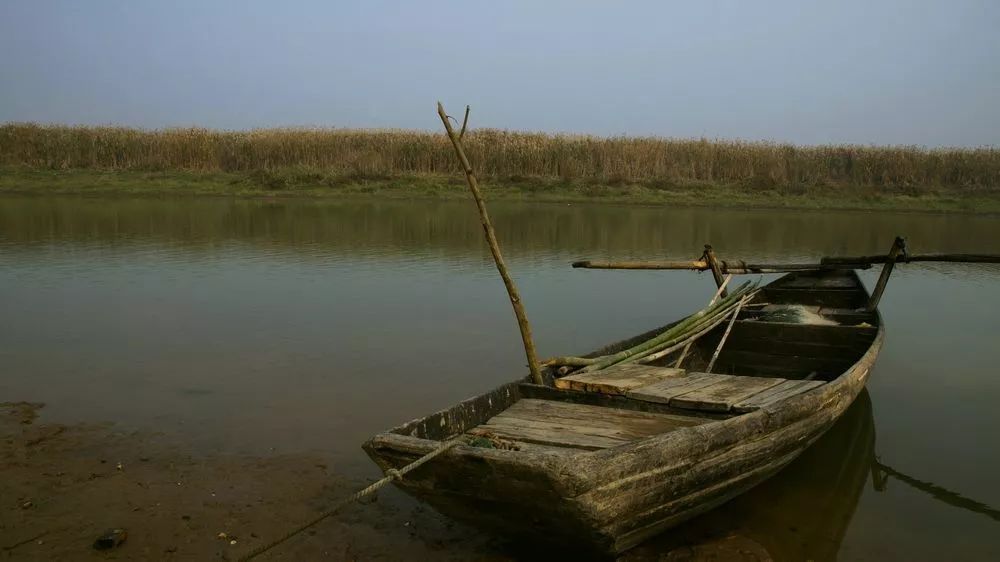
365;346;878;555
364;270;884;555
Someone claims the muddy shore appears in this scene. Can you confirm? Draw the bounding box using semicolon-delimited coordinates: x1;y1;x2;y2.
2;401;780;561
0;402;513;561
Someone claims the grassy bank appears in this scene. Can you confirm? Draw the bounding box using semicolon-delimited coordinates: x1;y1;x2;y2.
1;123;998;211
2;167;997;212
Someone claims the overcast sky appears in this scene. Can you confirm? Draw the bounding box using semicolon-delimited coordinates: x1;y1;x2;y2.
1;0;997;146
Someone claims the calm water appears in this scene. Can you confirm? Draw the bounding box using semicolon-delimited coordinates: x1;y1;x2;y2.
2;196;999;560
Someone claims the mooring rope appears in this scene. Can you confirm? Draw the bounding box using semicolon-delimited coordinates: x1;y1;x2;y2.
238;438;462;562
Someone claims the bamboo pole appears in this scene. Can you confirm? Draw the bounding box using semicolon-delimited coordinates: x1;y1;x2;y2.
639;315;728;365
437;102;543;385
672;274;732;368
707;274;733;306
572;253;1000;272
623;292;750;365
866;236;905;312
572;260;860;273
705;295;749;373
544;298;737;368
577;282;757;372
822;253;1000;265
542;282;756;370
572;260;711;270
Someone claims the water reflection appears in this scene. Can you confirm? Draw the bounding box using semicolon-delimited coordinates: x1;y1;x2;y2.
3;197;999;262
1;196;999;560
872;459;1000;524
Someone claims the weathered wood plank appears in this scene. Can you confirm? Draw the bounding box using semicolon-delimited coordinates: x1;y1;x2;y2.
555;365;686;395
722;336;870;360
519;383;732;420
506;398;705;428
626;373;730;404
732;380;825;413
717;349;852;373
480;416;676;446
470;399;707;451
471;424;623;450
728;321;877;346
482;414;647;442
498;440;590;456
609;448;802;551
669;375;785;412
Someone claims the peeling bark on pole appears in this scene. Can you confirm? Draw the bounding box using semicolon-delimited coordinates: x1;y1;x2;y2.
436;102;543;385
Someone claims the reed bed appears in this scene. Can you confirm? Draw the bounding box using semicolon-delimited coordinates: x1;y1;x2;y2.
2;123;998;191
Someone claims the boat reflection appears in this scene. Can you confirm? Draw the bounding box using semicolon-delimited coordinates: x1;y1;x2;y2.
622;390;877;562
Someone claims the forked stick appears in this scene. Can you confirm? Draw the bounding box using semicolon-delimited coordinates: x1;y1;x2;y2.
437;102;543;385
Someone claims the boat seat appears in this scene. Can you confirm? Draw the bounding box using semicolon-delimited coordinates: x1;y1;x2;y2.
467;399;708;451
627;373;824;413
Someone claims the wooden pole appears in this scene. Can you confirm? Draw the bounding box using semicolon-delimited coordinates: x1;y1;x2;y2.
866;236;905;312
703;245;728;297
459;105;470;140
707;274;734;307
572;260;712;270
572;253;1000;273
673;274;733;368
437;102;543;385
705;295;749;373
822;253;1000;265
572;259;855;273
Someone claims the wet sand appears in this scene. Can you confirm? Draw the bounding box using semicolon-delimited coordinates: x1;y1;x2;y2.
0;402;505;561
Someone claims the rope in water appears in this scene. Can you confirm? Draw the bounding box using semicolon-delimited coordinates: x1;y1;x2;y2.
238;438;462;562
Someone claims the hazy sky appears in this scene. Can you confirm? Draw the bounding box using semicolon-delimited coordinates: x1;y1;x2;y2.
1;0;997;146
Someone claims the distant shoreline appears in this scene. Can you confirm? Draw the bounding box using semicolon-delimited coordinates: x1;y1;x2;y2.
2;167;998;213
2;123;998;213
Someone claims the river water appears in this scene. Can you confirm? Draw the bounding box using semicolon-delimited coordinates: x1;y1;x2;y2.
1;196;998;560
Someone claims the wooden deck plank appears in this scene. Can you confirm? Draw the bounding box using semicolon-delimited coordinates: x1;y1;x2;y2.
555;365;686;395
669;375;786;412
731;380;825;413
505;398;704;427
471;424;623;450
489;439;591;456
468;398;707;451
625;373;730;405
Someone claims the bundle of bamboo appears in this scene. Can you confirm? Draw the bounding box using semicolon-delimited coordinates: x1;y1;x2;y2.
542;281;759;373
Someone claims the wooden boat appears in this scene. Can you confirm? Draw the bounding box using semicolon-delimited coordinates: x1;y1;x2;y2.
363;268;883;556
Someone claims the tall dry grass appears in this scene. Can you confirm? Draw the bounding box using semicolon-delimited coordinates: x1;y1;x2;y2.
2;122;997;191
